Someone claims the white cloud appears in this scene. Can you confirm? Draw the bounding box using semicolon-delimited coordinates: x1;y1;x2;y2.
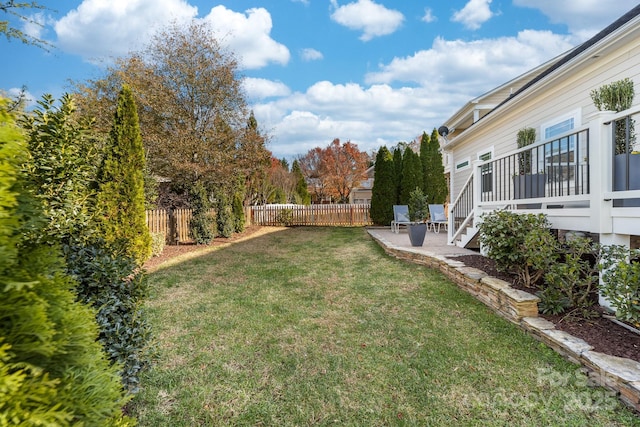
54;1;289;69
243;77;291;100
254;28;577;157
291;0;310;4
22;12;48;40
422;8;436;24
251;81;450;157
300;48;323;61
55;0;197;60
203;6;290;69
364;30;573;94
513;0;639;40
330;0;404;41
451;0;494;30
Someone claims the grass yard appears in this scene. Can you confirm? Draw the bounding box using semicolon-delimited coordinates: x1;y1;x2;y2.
130;227;640;426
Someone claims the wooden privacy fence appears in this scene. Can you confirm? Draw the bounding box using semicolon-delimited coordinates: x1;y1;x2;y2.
249;204;371;227
146;204;372;244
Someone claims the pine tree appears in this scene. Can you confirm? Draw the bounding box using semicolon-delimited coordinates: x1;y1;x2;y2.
399;147;423;205
292;160;311;205
95;85;151;264
370;146;395;225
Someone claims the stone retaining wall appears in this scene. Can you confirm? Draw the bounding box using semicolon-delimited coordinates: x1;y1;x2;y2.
368;231;640;413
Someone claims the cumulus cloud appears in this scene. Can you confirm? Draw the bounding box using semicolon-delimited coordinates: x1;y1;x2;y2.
300;48;324;61
243;77;291;100
422;8;436;24
513;0;639;40
254;27;578;157
365;30;573;94
330;0;404;41
203;6;290;69
452;0;494;30
54;1;289;69
55;0;197;60
251;81;452;157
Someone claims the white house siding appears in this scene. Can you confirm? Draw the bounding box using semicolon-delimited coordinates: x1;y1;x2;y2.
448;35;640;201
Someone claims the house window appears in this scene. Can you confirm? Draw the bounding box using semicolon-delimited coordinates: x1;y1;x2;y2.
478;148;494;192
541;109;581;184
455;158;470;171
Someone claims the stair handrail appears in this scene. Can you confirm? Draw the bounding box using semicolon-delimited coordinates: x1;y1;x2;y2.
448;171;475;244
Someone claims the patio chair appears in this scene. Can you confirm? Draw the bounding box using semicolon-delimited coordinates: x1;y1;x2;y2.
427;204;448;233
391;205;412;233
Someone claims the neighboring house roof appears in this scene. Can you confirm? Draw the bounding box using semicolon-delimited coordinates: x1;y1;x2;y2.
441;4;640;150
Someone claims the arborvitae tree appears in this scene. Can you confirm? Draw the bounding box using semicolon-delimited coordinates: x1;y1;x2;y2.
233;191;245;233
292;159;311;205
419;131;430;195
370;146;395;225
216;193;235;238
190;182;215;244
399;147;423;205
392;147;403;204
95;85;151;265
424;128;448;204
1;99;133;426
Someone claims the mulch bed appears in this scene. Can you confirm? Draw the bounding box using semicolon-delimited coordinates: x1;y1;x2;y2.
455;254;640;363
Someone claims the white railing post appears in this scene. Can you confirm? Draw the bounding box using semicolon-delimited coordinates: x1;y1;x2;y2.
588;110;615;234
472;160;484;222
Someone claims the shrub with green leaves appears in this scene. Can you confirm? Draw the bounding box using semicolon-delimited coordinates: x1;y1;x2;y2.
216;194;235;238
95;85;152;265
64;239;152;393
479;210;558;287
276;208;294;226
0;99;133;426
150;232;166;257
233;192;245;233
190;182;215;244
600;245;640;327
539;237;601;315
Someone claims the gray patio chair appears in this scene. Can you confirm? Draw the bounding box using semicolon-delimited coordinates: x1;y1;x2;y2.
427;204;448;233
391;205;412;233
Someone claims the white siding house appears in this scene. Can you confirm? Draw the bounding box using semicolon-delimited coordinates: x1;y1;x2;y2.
439;5;640;307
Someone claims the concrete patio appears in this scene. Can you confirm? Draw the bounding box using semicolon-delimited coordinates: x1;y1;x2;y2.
366;226;478;258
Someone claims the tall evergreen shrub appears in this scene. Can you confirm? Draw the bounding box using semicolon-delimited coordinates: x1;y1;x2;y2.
392;147;403;204
190;182;215;244
292;160;311;205
399;147;422;205
0;100;133;426
21;93;152;394
95;85;152;265
233;191;245;233
216;193;235;238
370;146;395;225
424;128;448;204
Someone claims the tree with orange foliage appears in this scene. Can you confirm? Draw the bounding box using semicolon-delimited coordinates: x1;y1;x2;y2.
299;139;369;203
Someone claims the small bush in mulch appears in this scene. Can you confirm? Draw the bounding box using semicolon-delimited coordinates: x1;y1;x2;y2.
455;253;640;363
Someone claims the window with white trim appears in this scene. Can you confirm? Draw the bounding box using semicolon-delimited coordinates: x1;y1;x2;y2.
478;147;494;192
455;157;470;171
541;109;581;182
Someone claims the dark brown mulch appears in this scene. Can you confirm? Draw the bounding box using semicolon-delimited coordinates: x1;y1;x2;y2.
455;254;640;363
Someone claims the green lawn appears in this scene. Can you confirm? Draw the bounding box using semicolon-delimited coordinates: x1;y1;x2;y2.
131;227;640;426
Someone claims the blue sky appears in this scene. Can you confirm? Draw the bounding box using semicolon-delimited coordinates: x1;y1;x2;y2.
2;0;638;159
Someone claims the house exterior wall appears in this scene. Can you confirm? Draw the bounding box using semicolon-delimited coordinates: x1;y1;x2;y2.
448;36;640;201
